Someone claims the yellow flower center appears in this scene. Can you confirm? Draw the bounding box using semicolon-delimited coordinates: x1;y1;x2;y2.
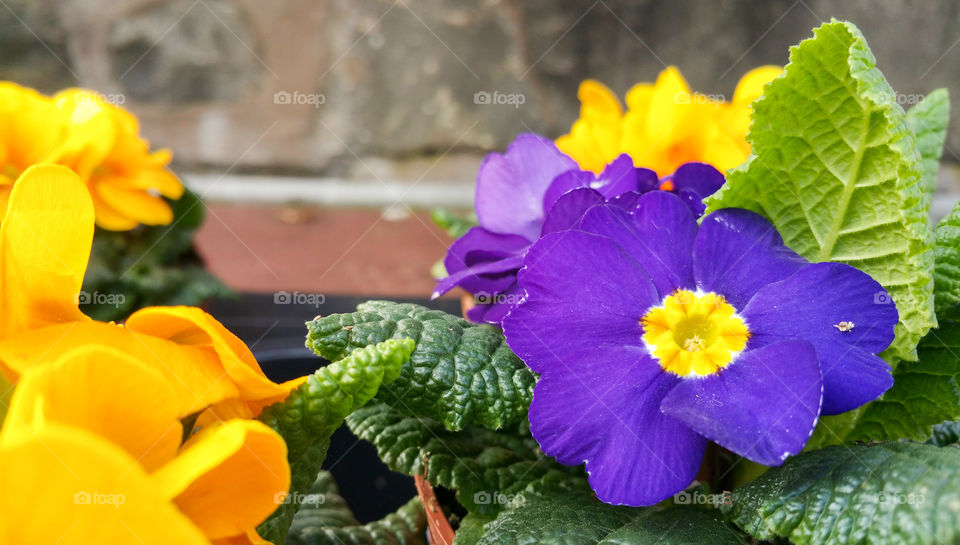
641;289;750;377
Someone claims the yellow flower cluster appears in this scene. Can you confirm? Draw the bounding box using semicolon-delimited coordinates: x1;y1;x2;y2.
0;82;183;230
0;166;302;544
556;66;783;177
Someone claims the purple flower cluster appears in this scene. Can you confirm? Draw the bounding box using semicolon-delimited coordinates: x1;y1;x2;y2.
433;134;724;324
432;132;898;507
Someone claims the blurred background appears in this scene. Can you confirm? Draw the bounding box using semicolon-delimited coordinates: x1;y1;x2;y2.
3;0;959;299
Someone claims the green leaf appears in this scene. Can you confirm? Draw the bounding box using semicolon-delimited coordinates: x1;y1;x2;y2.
462;489;743;545
929;421;960;446
346;402;581;516
705;20;935;363
729;442;960;545
431;208;478;239
286;471;427;545
307;301;536;431
934;200;960;320
598;509;745;545
905;89;949;205
846;322;960;441
258;339;416;544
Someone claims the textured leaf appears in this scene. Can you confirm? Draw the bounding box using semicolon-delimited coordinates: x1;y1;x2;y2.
729;442;960;545
307;301;536;431
287;471;427;545
905;89;949;205
346;402;581;516
934;200;960;320
463;490;743;545
705;20;935;363
258;339;416;544
929;421;960;446
846;322;960;441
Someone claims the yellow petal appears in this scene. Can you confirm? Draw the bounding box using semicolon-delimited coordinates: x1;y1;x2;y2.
94;178;175;226
1;344;183;471
212;529;274;545
152;420;289;540
126;306;299;403
0;423;209;545
0;321;240;415
732;65;783;106
0;165;93;339
556;79;624;173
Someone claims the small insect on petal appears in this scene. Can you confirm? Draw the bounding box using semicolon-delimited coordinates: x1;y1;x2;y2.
833;321;855;332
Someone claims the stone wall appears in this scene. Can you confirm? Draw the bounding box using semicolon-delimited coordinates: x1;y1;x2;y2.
3;0;959;178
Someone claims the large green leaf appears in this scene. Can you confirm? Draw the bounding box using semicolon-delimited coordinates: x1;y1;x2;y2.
729;442;960;545
905;89;949;205
346;402;581;516
457;489;744;545
934;199;960;320
287;471;427;545
258;339;416;544
705;20;935;363
846;322;960;441
307;301;536;431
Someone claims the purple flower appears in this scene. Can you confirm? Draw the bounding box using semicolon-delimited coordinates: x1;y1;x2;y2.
501;191;898;506
433;133;724;324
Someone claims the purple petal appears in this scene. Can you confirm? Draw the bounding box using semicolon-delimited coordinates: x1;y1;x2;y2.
742;262;897;414
433;254;523;298
437;227;530;296
466;282;524;325
694;208;808;309
594;154;639;199
475;134;577;240
579;192;697;298
529;345;706;506
660;341;822;466
503;230;659;373
670;162;725;199
541;188;604;235
543;169;593;211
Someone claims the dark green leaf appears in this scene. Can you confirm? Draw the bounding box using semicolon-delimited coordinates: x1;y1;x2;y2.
258;339;416;544
287;471;427;545
729;442;960;545
847;322;960;441
307;301;536;431
346;402;581;516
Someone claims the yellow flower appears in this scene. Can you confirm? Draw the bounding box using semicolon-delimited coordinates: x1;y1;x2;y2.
0;82;183;230
0;344;289;544
0;164;303;417
556;65;783;177
53;89;184;230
